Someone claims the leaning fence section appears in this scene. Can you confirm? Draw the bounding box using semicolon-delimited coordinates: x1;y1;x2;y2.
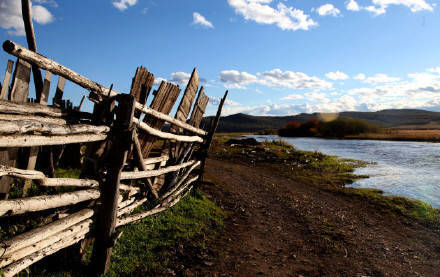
0;40;227;276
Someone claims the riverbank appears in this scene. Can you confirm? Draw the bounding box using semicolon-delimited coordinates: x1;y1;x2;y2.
278;128;440;143
189;135;440;276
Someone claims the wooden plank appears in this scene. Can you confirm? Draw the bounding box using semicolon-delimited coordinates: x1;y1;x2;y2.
0;59;31;199
9;59;31;103
0;60;14;100
130;67;154;118
92;94;135;275
39;71;52;105
170;68;199;159
171;68;199;132
174;87;210;159
188;87;210;128
53;76;65;106
0;133;108;147
138;82;181;157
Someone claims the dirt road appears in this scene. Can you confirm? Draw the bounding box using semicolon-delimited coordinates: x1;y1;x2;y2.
188;158;440;277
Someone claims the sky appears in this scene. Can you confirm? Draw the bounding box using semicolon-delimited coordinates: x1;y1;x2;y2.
0;0;440;116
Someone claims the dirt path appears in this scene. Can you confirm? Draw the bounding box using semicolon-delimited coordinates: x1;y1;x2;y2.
188;158;440;277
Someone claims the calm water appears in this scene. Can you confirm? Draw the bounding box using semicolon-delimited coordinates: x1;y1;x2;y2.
247;135;440;208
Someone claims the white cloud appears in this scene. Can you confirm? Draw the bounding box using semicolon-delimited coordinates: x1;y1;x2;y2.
219;68;332;90
325;71;349;80
316;4;340;16
219;70;259;89
153;77;167;86
260;69;332;90
209;97;241;106
353;73;366;80
192;12;214;28
227;0;317;31
169;72;191;86
363;73;400;84
346;0;433;15
0;0;54;36
32;5;53;24
281;94;304;100
346;0;361;11
113;0;138;11
428;67;440;74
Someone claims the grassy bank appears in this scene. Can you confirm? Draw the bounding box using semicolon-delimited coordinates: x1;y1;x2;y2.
212;134;440;232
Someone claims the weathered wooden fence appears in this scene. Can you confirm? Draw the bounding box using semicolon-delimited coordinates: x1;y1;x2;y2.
0;40;227;276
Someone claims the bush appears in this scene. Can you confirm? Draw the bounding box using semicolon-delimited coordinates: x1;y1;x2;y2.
279;118;381;138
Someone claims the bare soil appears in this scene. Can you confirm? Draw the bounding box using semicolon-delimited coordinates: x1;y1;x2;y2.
184;157;440;277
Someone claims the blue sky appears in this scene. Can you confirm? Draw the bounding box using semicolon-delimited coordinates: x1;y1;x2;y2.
0;0;440;116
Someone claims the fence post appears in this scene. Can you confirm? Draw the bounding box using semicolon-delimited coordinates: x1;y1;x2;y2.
91;94;135;275
198;90;228;183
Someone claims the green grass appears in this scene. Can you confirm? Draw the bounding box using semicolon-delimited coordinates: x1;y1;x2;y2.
106;189;225;276
342;188;440;231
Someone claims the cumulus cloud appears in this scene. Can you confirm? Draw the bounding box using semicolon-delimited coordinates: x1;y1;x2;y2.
227;0;317;31
346;0;361;11
281;94;304;100
325;71;349;80
169;72;191;86
153;77;167;86
260;69;332;90
316;4;340;16
345;0;433;15
353;73;366;80
363;73;400;84
219;67;440;116
209;97;240;106
219;68;332;90
219;70;259;89
113;0;138;11
192;12;214;28
0;0;54;35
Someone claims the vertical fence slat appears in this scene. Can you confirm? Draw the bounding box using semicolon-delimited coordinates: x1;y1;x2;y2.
0;60;14;100
139;82;181;157
0;59;31;199
92;94;135;275
170;68;199;159
53;76;65;106
198;90;228;183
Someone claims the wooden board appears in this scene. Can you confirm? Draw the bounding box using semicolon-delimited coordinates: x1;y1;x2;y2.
138;82;181;157
188;87;209;128
0;60;14;100
170;68;199;134
129;67;154;119
170;68;199;159
0;59;31;199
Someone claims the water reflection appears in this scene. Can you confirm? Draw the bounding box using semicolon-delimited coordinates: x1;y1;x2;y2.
247;135;440;208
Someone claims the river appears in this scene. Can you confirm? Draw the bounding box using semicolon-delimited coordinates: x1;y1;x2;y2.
246;135;440;208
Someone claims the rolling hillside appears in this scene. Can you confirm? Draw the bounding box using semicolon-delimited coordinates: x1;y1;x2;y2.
204;109;440;133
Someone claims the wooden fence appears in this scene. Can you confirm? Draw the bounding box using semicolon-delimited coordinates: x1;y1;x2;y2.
0;40;227;276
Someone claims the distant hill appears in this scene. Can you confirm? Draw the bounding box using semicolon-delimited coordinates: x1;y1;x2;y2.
203;109;440;133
